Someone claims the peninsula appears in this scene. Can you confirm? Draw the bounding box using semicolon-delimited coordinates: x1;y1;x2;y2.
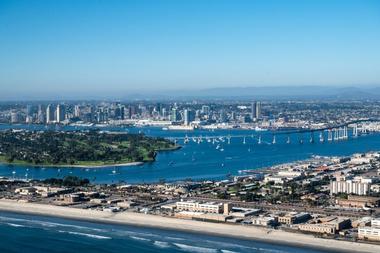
0;130;178;167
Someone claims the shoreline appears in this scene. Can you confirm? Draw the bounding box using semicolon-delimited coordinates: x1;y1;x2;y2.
0;160;145;168
0;147;180;169
0;200;378;253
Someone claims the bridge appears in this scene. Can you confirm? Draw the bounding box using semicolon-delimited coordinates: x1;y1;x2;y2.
166;118;379;145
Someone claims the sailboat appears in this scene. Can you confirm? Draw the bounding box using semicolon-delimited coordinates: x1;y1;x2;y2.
319;132;324;142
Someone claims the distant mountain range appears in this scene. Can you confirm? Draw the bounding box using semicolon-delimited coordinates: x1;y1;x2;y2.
2;85;380;101
125;86;380;101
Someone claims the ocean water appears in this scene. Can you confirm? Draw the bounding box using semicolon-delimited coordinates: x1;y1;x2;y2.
0;211;336;253
0;124;380;184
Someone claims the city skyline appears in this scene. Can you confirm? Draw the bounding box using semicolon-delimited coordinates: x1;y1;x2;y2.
0;0;380;99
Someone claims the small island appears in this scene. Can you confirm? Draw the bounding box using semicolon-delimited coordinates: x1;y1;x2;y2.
0;130;178;167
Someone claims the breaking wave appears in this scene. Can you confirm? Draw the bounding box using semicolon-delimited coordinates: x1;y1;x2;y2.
58;230;112;240
153;241;171;248
173;243;218;253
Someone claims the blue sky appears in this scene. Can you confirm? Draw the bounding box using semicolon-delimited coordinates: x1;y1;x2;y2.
0;0;379;98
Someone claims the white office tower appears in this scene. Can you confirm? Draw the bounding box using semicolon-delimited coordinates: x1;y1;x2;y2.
183;109;190;125
46;104;55;123
56;104;66;123
74;105;81;118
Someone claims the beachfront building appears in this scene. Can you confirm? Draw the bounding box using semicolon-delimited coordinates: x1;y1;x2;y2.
277;212;311;225
358;218;380;241
352;217;372;228
15;187;37;196
298;224;337;234
176;200;223;214
251;216;278;227
229;207;261;218
298;217;351;235
62;193;83;204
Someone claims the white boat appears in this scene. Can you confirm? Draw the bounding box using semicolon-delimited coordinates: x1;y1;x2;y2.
167;125;194;131
255;126;268;132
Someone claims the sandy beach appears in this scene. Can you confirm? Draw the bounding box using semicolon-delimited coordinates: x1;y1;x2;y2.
0;200;379;253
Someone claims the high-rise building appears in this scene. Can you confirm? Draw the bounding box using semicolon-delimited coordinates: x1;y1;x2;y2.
26;105;33;117
90;106;96;122
201;105;210;115
46;104;55;123
10;111;20;123
156;103;162;115
171;108;179;122
251;101;261;120
97;109;105;123
74;105;81;118
183;109;195;125
56;104;66;123
231;112;236;121
25;104;33;123
37;105;45;123
161;108;167;119
120;106;125;120
219;110;228;122
114;105;125;120
128;106;136;119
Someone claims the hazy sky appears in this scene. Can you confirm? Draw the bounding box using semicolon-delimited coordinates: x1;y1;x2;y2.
0;0;379;98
